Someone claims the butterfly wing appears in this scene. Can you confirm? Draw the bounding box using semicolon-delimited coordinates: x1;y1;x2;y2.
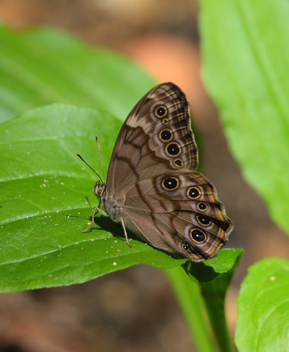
103;82;233;261
106;82;198;197
122;172;233;261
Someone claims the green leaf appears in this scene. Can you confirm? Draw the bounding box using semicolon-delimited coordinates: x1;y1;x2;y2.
184;248;243;282
0;24;155;123
199;0;289;235
235;258;289;352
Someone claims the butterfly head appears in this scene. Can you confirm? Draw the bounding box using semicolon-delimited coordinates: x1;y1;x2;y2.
94;181;106;199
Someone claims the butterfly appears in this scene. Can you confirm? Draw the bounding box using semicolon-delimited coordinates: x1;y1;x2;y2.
79;82;233;262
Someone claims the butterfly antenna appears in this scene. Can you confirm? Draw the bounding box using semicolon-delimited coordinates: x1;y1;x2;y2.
76;153;104;184
95;135;106;183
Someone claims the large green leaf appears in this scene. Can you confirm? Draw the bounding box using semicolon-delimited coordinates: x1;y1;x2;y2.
235;258;289;351
0;105;237;292
199;0;289;235
0;24;154;122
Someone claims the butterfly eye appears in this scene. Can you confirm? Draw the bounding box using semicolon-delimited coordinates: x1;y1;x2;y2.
197;202;208;211
190;229;207;243
155;105;168;118
196;215;211;227
162;177;179;191
159;129;173;142
165;142;181;157
187;187;201;199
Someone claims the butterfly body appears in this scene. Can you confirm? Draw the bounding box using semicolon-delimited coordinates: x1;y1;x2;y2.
89;82;233;262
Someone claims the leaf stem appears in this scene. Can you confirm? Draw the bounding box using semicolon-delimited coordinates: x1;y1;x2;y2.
166;266;215;352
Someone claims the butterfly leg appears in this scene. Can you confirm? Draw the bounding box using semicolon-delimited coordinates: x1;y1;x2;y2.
82;206;99;233
82;206;108;233
118;217;132;248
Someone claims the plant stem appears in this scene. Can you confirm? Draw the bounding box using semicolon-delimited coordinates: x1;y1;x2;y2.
166;266;215;352
200;278;234;352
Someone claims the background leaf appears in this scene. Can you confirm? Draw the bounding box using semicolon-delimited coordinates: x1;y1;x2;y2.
235;258;289;351
0;24;155;123
199;0;289;235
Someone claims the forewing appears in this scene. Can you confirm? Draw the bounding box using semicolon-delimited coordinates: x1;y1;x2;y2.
106;82;198;197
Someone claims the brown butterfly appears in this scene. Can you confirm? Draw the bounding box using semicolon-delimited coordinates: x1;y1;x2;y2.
79;82;233;262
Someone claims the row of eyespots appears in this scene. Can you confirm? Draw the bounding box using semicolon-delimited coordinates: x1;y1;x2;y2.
161;179;209;214
160;176;211;247
187;186;212;216
154;105;184;168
